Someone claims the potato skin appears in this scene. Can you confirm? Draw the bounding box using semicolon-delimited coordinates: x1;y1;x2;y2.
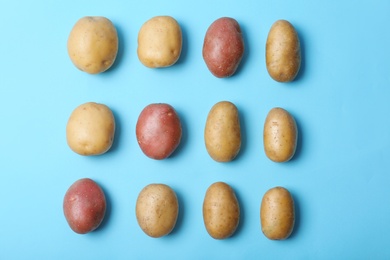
66;102;115;156
263;107;297;162
67;16;118;74
136;184;179;238
266;20;301;82
63;178;106;234
202;17;244;78
137;16;182;68
203;182;240;239
204;101;241;162
260;186;295;240
136;103;182;160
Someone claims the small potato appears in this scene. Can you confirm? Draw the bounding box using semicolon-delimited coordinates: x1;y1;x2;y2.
137;16;182;68
266;19;301;82
136;184;179;238
263;107;297;162
66;102;115;156
204;101;241;162
136;103;182;160
260;186;295;240
203;182;240;239
63;178;106;234
67;16;118;74
202;17;244;78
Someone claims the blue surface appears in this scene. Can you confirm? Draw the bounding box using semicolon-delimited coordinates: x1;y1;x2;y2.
1;0;390;259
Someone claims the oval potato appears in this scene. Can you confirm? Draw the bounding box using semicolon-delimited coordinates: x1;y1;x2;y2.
266;19;301;82
260;186;295;240
137;16;182;68
203;182;240;239
263;107;297;162
67;16;118;74
136;184;179;238
204;101;241;162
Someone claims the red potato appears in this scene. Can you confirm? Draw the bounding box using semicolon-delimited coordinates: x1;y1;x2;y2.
63;178;106;234
136;103;182;160
202;17;245;78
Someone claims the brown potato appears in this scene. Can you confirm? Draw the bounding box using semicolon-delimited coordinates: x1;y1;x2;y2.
137;16;182;68
203;182;240;239
204;101;241;162
202;17;245;78
266;19;301;82
263;107;297;162
260;186;295;240
136;184;179;238
63;178;106;234
67;16;118;74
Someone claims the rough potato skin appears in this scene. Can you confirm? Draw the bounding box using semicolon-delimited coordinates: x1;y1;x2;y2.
202;17;245;78
203;182;240;239
136;184;179;238
260;186;295;240
63;178;106;234
136;103;182;160
263;107;297;162
266;20;301;82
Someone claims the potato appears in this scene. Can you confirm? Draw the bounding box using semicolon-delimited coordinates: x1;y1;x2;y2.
136;184;179;238
260;186;295;240
202;17;245;78
67;16;118;74
263;107;297;162
66;102;115;156
137;16;182;68
203;182;240;239
266;19;301;82
204;101;241;162
63;178;106;234
136;103;182;160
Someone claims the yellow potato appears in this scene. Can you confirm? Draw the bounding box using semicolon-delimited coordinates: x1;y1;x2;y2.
136;184;179;238
260;186;295;240
137;16;182;68
203;182;240;239
204;101;241;162
266;19;301;82
67;16;118;74
66;102;115;156
263;107;297;162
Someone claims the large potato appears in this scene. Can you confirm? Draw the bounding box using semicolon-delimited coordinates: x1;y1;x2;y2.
266;19;301;82
66;102;115;156
203;182;240;239
263;107;297;162
204;101;241;162
260;186;295;240
136;103;182;160
67;16;118;74
136;184;179;238
63;178;106;234
202;17;244;78
137;16;182;68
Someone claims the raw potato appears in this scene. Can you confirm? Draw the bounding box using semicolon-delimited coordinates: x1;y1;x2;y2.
202;17;245;78
204;101;241;162
266;19;301;82
136;184;179;238
137;16;182;68
136;103;182;160
66;102;115;156
260;186;295;240
67;16;118;74
63;178;106;234
263;107;297;162
203;182;240;239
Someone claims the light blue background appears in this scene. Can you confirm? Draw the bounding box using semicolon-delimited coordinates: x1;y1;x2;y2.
1;0;390;259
